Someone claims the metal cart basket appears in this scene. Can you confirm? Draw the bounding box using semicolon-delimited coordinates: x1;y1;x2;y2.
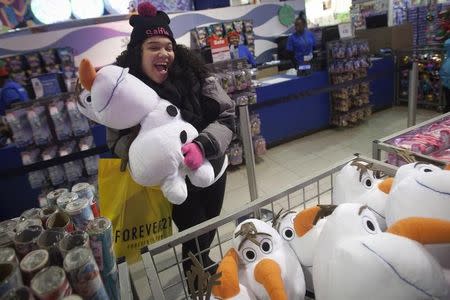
118;256;137;300
372;112;450;167
140;155;398;300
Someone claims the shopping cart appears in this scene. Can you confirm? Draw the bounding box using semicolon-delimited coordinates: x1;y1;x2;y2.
140;155;398;300
118;256;138;300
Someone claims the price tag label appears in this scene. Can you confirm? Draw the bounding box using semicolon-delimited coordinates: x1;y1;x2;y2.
338;23;353;39
298;64;311;70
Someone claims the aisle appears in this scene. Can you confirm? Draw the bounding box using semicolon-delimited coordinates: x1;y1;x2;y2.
223;106;439;214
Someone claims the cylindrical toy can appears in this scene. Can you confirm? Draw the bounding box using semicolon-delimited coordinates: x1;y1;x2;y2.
63;247;108;300
0;220;17;248
86;217;115;273
15;218;42;235
0;286;35;299
41;207;57;228
0;262;23;298
37;228;65;266
19;249;49;285
102;265;119;300
47;188;69;208
71;183;99;217
64;198;94;231
59;231;89;258
46;212;74;233
21;209;43;221
13;225;43;258
30;266;72;300
62;295;82;300
57;192;78;211
0;248;18;266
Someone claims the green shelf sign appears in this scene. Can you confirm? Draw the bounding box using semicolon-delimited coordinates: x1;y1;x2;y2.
278;4;295;27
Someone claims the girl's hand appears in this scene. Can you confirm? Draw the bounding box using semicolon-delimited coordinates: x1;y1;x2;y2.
182;143;204;170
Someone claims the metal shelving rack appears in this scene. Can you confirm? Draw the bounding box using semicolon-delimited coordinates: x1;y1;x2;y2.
394;46;446;111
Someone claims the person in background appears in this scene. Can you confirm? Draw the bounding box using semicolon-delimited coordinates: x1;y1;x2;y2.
286;12;315;69
0;62;29;116
227;30;257;67
0;62;29;147
108;2;235;276
439;38;450;113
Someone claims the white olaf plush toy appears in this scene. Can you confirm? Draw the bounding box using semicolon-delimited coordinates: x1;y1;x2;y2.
77;59;227;204
312;203;448;300
384;162;450;288
272;207;334;293
212;218;305;300
385;162;450;226
334;159;391;230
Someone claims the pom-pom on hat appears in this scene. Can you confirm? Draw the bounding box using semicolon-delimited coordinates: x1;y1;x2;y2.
129;2;175;47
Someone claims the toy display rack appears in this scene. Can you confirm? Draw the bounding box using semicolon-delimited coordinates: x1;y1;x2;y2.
394;46;446;112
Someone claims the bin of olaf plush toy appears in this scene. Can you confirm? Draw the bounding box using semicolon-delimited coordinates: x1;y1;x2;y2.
136;154;450;300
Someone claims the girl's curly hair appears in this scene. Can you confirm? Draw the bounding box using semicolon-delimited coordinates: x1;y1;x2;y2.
114;43;209;87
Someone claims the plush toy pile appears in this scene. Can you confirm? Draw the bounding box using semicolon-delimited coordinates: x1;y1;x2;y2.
77;59;227;204
212;159;450;300
333;159;390;229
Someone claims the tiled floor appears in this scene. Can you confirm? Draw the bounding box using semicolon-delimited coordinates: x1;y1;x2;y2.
130;106;440;300
222;106;439;215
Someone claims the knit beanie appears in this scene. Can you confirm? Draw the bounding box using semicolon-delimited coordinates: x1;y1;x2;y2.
129;2;175;47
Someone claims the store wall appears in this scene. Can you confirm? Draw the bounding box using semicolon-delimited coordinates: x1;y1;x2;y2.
0;1;304;67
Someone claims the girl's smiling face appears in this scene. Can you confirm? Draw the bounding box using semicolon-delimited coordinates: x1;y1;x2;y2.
141;36;175;84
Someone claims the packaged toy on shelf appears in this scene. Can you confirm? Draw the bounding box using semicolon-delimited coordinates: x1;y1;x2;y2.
253;135;266;156
227;142;243;166
207;58;264;165
398;49;444;108
42;145;66;186
5;107;33;148
48;99;73;141
27;105;52;146
79;135;99;176
328;39;372;127
21;149;48;189
59;141;84;183
66;94;91;137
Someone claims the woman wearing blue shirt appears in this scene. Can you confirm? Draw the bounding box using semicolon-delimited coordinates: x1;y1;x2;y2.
286;14;315;69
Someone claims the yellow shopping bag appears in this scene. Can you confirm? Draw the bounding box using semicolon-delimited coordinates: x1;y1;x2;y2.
98;159;172;263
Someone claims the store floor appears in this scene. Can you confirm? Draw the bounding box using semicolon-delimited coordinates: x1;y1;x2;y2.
130;106;439;300
222;105;438;214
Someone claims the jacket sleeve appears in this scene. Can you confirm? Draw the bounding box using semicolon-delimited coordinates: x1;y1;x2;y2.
194;76;235;160
106;126;140;160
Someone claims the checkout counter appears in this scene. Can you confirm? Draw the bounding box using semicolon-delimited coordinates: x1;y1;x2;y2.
252;56;395;146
